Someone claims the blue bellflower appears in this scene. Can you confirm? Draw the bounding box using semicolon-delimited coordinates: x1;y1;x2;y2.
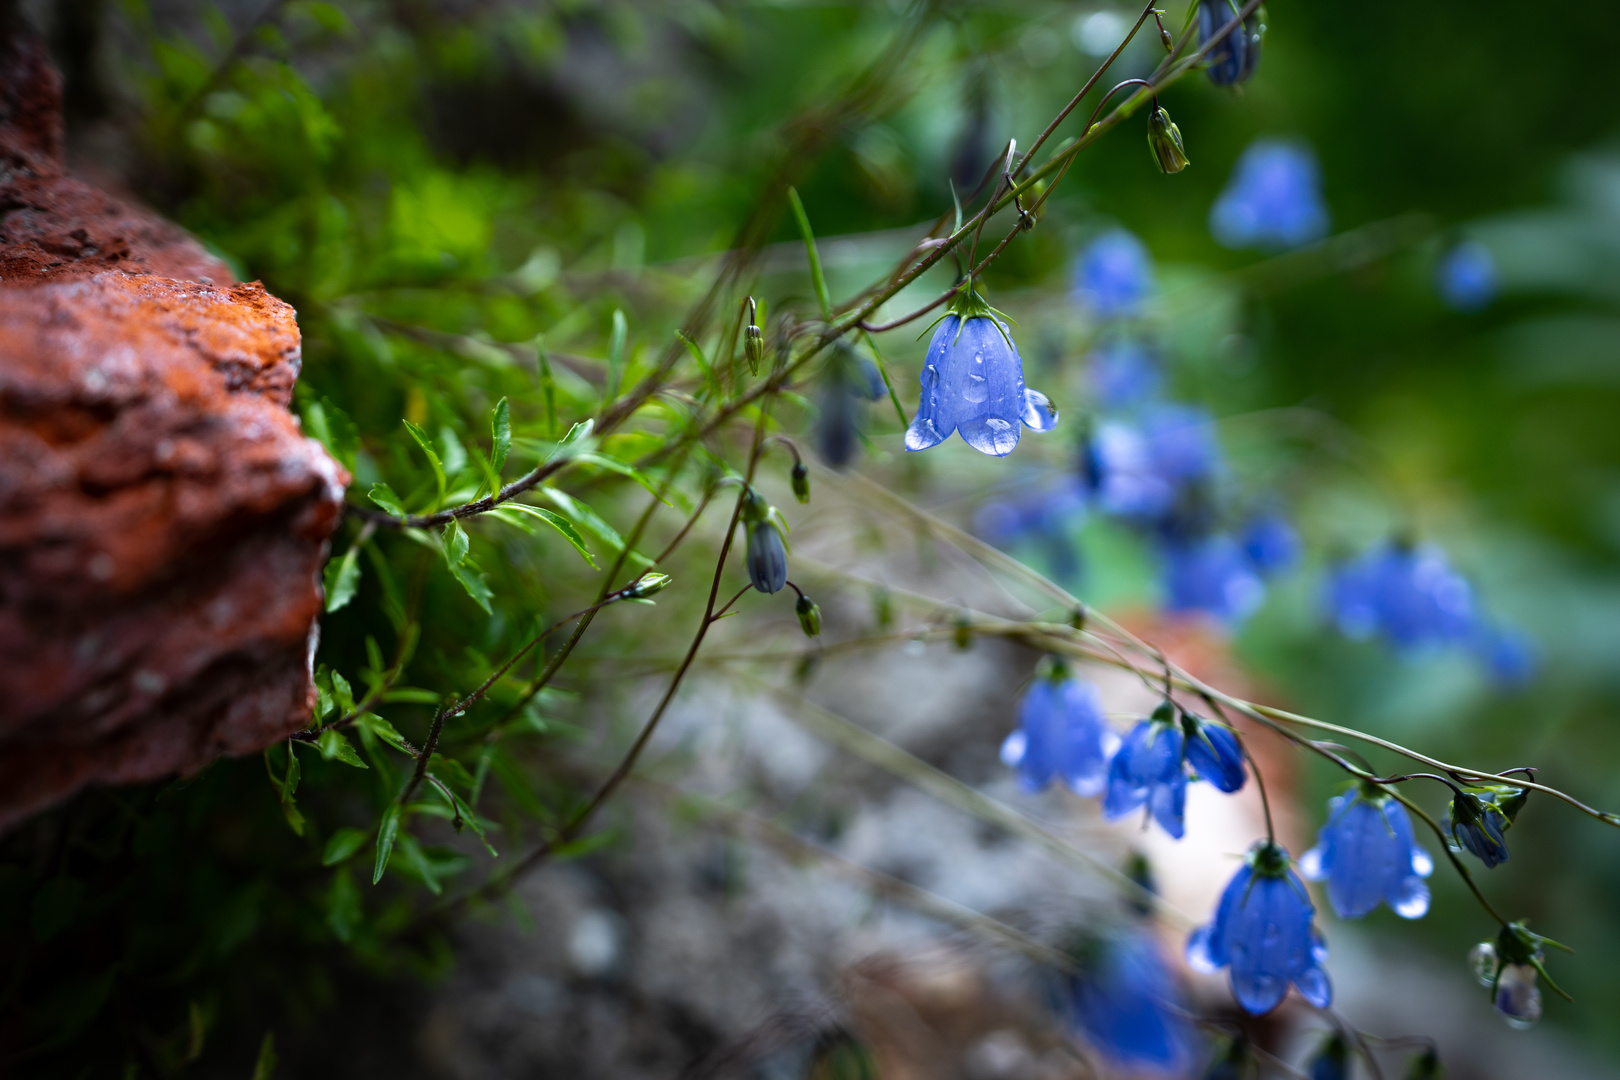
1437;241;1499;312
1162;534;1266;624
1082;406;1222;523
1066;930;1198;1073
1088;337;1162;410
1188;842;1333;1015
1241;513;1301;575
1210;139;1329;250
1001;672;1117;796
1300;785;1433;919
1471;623;1536;688
1103;706;1246;838
1327;540;1476;651
1073;230;1154;318
906;288;1057;457
975;480;1087;583
817;345;887;468
1198;0;1264;86
1449;789;1515;868
745;521;787;594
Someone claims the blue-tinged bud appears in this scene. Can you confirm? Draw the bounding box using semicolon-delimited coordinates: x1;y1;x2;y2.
1494;963;1542;1028
1148;106;1190;175
1199;0;1264;86
791;462;811;504
746;520;788;594
1307;1032;1349;1080
1404;1048;1443;1080
1449;791;1511;868
1477;922;1562;1029
624;572;671;599
1203;1036;1251;1080
1181;713;1247;793
795;593;822;637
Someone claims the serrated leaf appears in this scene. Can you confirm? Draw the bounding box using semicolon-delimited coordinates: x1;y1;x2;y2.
498;503;598;568
403;420;446;507
324;546;360;612
322;827;368;866
318;728;369;768
447;558;494;612
330;671;356;715
544;419;595;463
359;713;413;753
372;805;401;885
491;397;511;473
368;482;406;517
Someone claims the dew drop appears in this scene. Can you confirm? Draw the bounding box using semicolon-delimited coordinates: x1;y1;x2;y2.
963;372;989;403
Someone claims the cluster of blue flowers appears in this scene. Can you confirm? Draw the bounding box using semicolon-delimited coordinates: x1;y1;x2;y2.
1327;538;1535;686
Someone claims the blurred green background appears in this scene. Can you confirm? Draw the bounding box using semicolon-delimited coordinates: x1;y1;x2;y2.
5;0;1620;1075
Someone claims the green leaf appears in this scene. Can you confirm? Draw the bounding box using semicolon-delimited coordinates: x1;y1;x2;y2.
296;1;354;36
573;452;670;503
250;1032;278;1080
368;482;406;518
606;308;627;402
675;330;713;385
442;520;494;612
359;713;414;754
322;826;368;866
372;805;401;885
545;419;595;463
330;670;356;715
318;728;369;768
443;519;470;565
497;502;598;568
787;187;831;319
491;396;511;481
428;774;499;856
380;688;441;705
325;867;360;943
403;419;446;508
438;425;468;476
396;834;443;894
323;546;361;612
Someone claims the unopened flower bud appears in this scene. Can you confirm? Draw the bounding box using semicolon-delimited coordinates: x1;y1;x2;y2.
746;521;788;594
744;323;765;375
625;572;671;599
1148;106;1190;175
1404;1048;1443;1080
791;462;811;503
1160;26;1174;51
795;593;822;637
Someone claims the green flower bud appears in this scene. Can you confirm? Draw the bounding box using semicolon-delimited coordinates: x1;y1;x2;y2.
796;593;822;637
625;572;671;599
744;323;765;375
740;486;771;525
1148;106;1190;175
791;462;811;503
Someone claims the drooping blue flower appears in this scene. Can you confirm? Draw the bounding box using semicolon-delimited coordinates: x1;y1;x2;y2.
1103;706;1246;838
745;520;787;594
905;290;1057;457
1142;404;1222;483
1437;241;1499;312
1082;407;1223;526
1001;671;1117;796
1073;230;1154;318
1327;540;1476;651
1210;140;1329;250
1187;842;1332;1016
1306;1032;1350;1080
1162;534;1266;624
1300;785;1433;920
1065;930;1199;1073
1082;420;1176;520
1087;338;1162;409
1473;922;1562;1029
1241;513;1300;576
1198;0;1264;86
817;345;887;468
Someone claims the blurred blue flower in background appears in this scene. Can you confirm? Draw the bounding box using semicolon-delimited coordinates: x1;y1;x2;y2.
1188;842;1333;1015
1471;623;1537;687
1162;534;1266;623
1001;670;1117;796
1073;230;1154;318
1437;240;1499;311
1301;785;1433;919
817;345;887;468
1065;930;1199;1073
1210;139;1330;250
1241;512;1301;575
1087;337;1162;410
1327;541;1475;649
975;479;1086;582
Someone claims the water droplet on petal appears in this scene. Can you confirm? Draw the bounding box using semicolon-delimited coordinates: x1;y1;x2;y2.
964;372;989;403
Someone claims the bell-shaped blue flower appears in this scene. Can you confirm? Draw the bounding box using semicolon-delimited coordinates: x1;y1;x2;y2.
1211;140;1328;250
1198;0;1264;86
1103;706;1246;838
1327;540;1476;650
745;520;787;594
1300;785;1433;919
1072;230;1154;318
1241;512;1300;575
1065;929;1198;1073
1162;534;1266;624
817;344;887;468
905;288;1056;457
1187;842;1332;1016
1437;241;1498;312
1001;670;1117;796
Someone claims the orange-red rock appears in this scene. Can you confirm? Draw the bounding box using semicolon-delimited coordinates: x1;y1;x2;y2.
0;30;346;830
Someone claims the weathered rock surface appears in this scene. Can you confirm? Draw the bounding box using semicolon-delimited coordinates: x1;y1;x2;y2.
0;30;346;831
